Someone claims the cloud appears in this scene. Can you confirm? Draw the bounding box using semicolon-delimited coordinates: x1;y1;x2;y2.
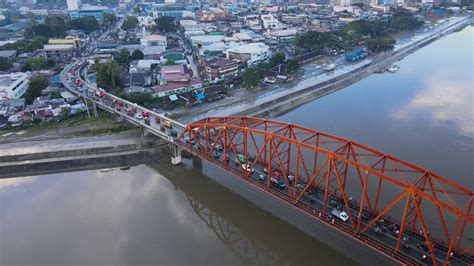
393;76;473;137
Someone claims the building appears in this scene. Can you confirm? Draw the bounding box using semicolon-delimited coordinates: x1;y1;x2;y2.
48;36;81;47
226;43;270;67
0;50;17;60
41;44;76;57
0;72;29;100
69;6;108;19
268;29;298;42
153;65;203;98
140;34;167;47
202;57;240;80
261;14;282;30
67;0;79;11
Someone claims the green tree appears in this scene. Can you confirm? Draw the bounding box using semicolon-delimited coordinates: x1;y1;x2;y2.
269;52;285;68
50;90;61;99
154;16;176;33
25;76;49;104
114;49;131;64
95;61;122;92
46;16;67;38
67;16;100;34
242;68;259;88
367;37;396;52
0;57;12;71
286;58;300;74
102;13;117;28
122;16;138;30
131;49;144;60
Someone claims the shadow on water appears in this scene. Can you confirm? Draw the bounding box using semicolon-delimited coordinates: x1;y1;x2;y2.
147;158;358;266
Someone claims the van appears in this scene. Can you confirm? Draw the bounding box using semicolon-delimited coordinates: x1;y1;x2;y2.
164;121;173;128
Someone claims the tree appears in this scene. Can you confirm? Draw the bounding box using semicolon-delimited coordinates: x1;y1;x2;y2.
95;61;122;92
154;16;176;33
0;57;12;71
269;52;285;68
50;90;61;99
25;76;49;104
242;68;259;88
131;49;144;60
122;16;138;30
46;16;67;38
367;37;396;52
286;58;300;74
67;16;100;34
102;13;117;28
114;49;131;64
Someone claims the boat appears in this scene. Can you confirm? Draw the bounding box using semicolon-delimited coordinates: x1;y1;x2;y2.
387;65;400;73
120;165;131;170
100;168;114;173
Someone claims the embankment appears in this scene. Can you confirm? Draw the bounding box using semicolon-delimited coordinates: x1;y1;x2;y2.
0;134;167;179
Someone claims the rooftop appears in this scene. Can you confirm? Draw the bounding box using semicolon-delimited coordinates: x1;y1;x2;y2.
141;34;166;41
226;42;269;54
42;44;75;51
160;65;191;81
153;78;202;93
0;72;28;87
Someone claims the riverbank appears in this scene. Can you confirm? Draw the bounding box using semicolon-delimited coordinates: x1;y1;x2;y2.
176;15;470;122
0;134;166;179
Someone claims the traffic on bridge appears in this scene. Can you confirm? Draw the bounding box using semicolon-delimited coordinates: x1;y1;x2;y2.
61;60;473;266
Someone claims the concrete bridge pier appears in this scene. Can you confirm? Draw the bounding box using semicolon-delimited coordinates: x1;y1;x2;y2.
171;144;182;165
115;113;123;123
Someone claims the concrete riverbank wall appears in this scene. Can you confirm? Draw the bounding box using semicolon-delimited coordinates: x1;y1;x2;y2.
0;135;167;179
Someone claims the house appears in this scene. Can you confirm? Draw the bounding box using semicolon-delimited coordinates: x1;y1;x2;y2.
160;65;192;82
153;78;203;98
202;57;240;80
154;65;202;98
226;43;270;67
0;50;17;60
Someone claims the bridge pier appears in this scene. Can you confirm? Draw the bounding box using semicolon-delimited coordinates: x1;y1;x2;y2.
115;113;123;122
171;144;182;165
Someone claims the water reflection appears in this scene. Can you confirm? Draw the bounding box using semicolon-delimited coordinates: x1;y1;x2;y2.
394;73;473;137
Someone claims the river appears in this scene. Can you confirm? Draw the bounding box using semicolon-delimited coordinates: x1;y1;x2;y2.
1;26;472;265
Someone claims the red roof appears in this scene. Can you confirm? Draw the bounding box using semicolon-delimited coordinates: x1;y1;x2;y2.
161;65;191;81
153;78;202;93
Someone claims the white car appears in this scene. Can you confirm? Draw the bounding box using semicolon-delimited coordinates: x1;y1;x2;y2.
331;209;349;222
241;164;254;173
135;113;143;120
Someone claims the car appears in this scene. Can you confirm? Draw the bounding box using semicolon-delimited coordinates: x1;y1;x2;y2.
288;175;295;184
144;117;150;125
241;164;254;173
215;143;222;151
170;130;178;137
213;151;220;158
142;111;150;117
135;113;143;120
259;174;266;181
271;176;285;189
155;116;161;123
331;209;349;222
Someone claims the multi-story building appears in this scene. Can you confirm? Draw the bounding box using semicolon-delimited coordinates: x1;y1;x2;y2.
0;72;29;100
226;43;270;67
202;57;240;80
261;14;282;30
140;34;167;55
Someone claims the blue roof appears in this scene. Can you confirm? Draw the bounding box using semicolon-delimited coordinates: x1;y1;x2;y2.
196;93;205;100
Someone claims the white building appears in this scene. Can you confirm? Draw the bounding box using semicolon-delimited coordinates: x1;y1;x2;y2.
261;14;282;30
226;43;270;67
0;72;29;100
140;34;167;54
67;0;79;11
